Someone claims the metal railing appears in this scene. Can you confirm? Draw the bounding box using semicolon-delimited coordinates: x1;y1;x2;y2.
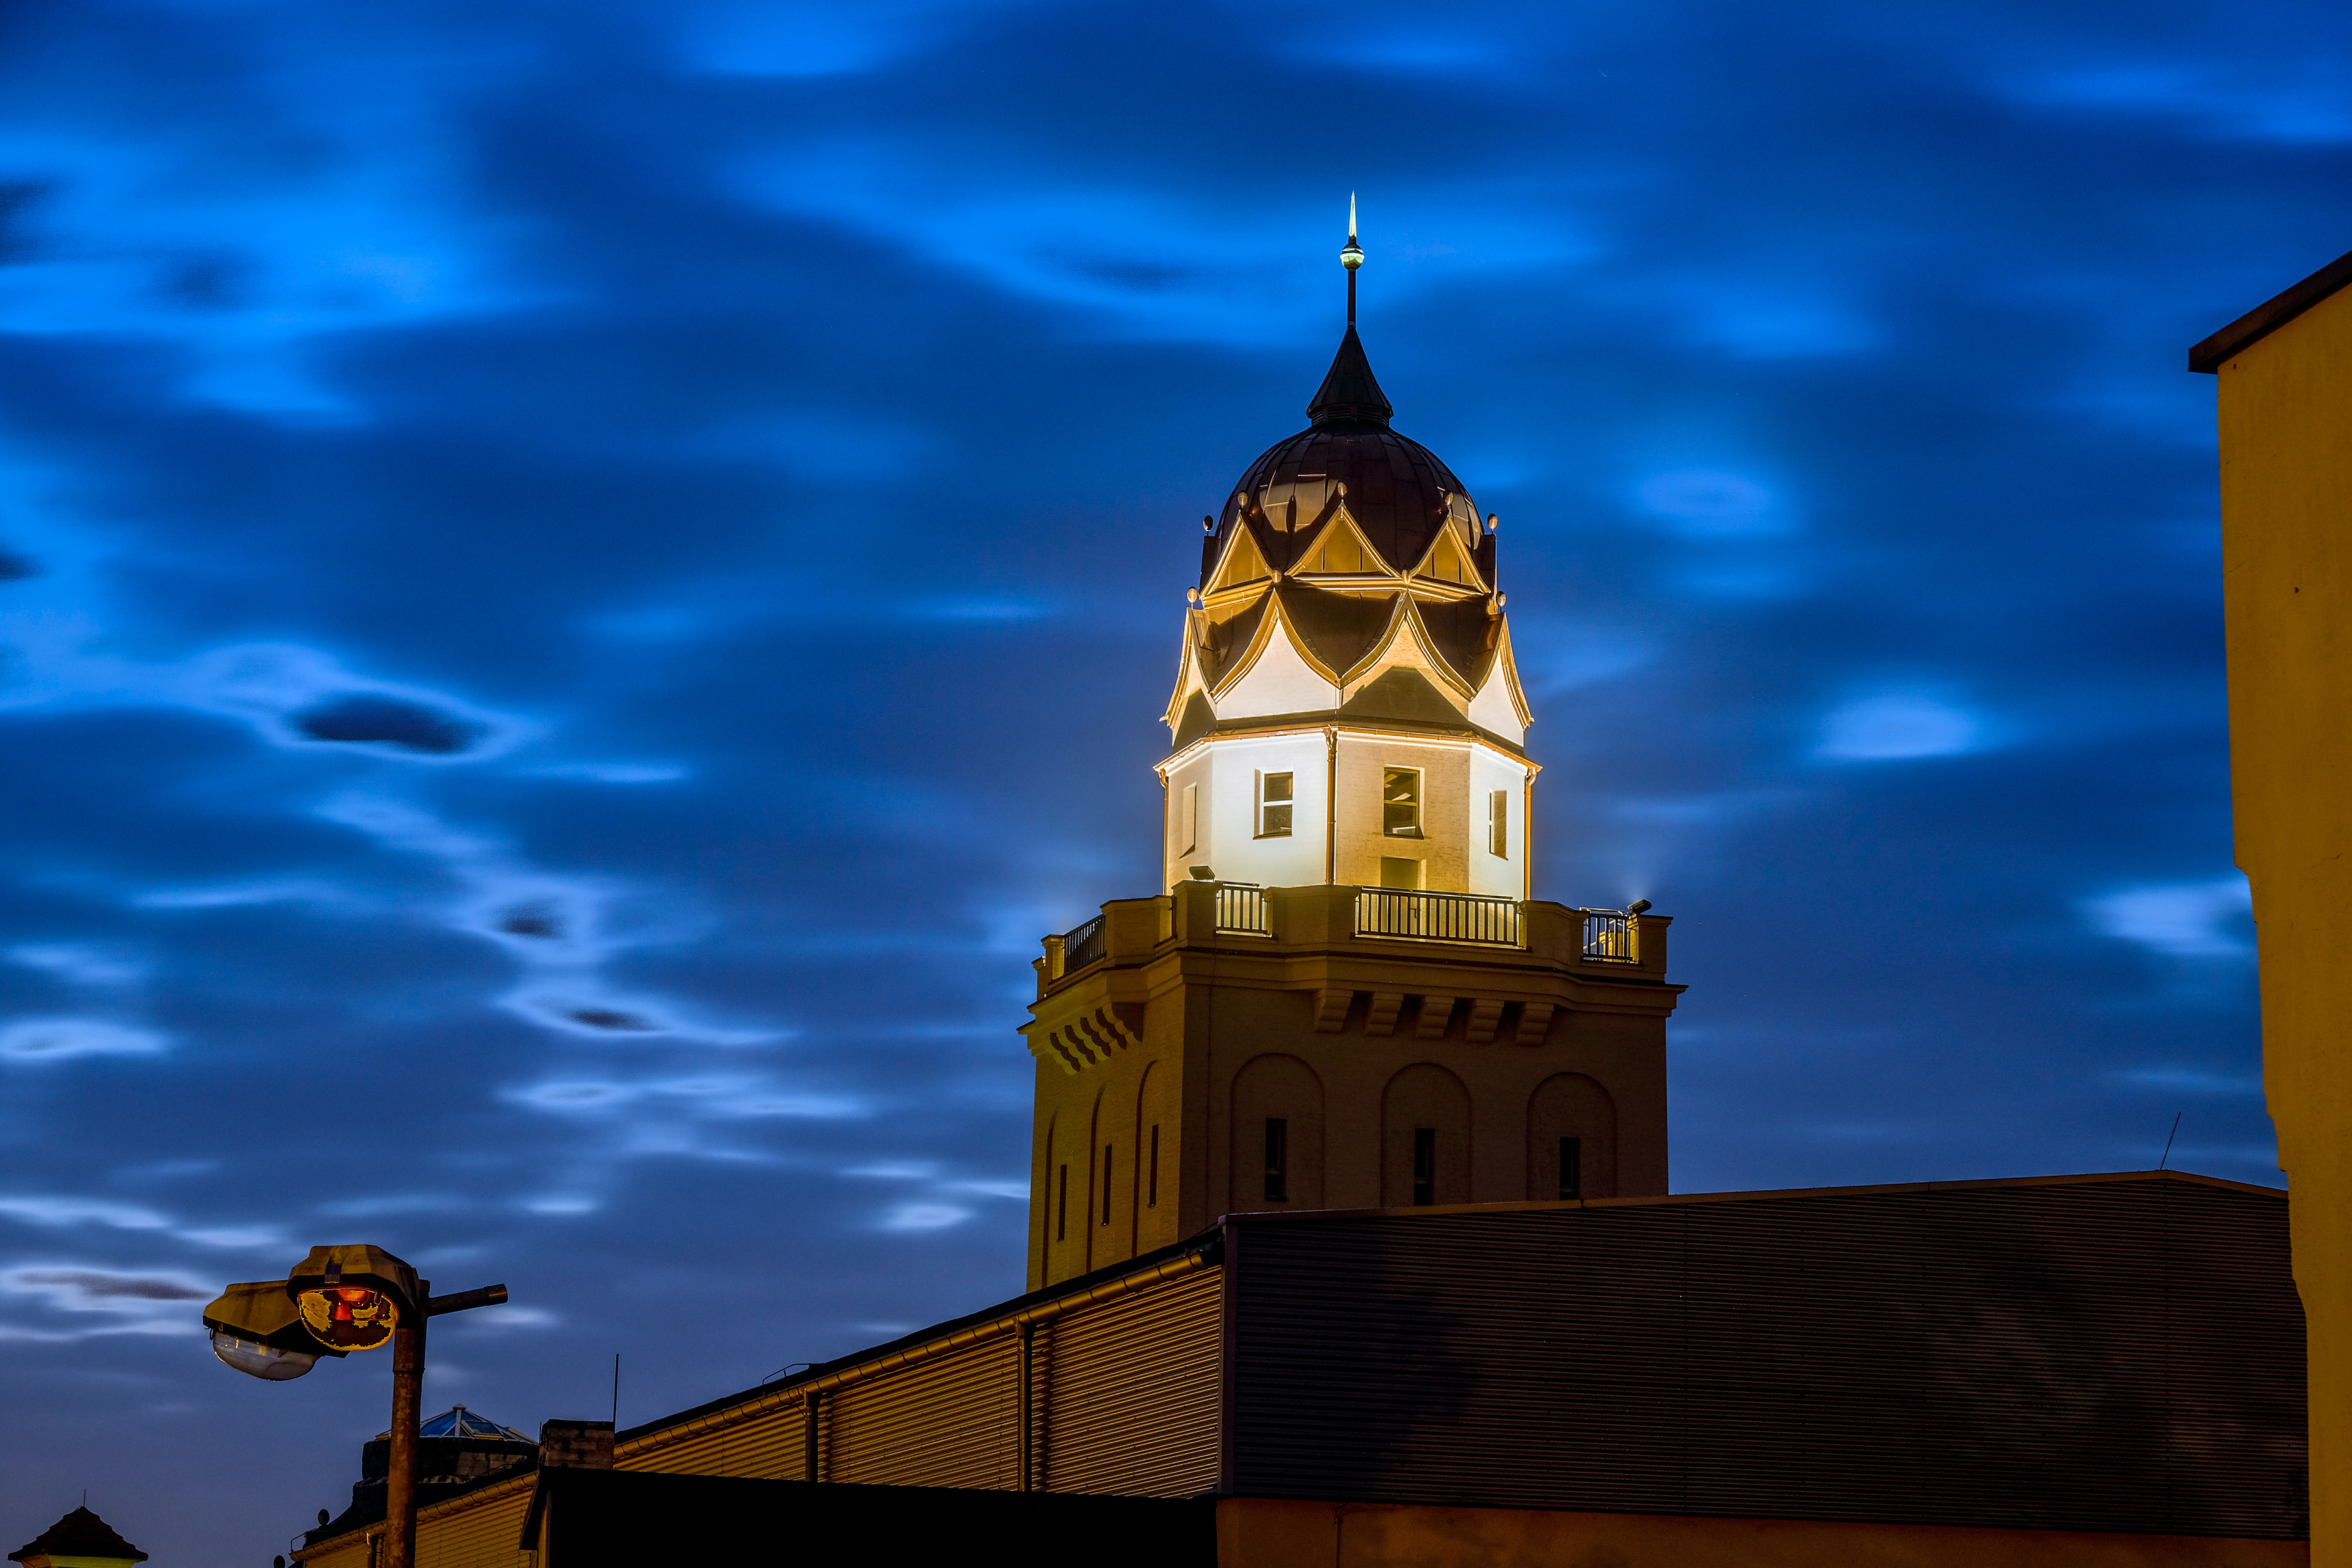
1581;912;1638;963
1354;888;1522;947
1214;884;1271;936
1060;913;1107;973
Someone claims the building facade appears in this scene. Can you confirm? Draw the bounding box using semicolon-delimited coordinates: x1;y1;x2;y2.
272;227;2315;1568
295;1173;2306;1568
2194;244;2352;1568
1021;241;1682;1291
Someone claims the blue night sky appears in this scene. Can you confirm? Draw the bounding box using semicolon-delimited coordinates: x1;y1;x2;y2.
0;0;2342;1559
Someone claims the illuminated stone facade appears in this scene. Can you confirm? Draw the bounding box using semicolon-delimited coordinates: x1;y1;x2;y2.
1024;306;1682;1291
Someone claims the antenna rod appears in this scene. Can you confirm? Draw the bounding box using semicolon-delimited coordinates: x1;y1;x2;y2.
2158;1111;2183;1170
611;1352;619;1427
1340;193;1364;327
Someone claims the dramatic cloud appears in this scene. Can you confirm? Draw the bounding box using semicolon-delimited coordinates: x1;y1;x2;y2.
2082;878;2255;959
0;0;2325;1560
5;943;144;987
5;1269;208;1308
0;1018;167;1062
1816;695;1989;762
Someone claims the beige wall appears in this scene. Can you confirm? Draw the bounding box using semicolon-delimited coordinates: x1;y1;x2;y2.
1160;728;1529;897
1161;730;1329;891
1468;743;1529;898
1334;734;1462;890
1026;884;1677;1289
2213;276;2352;1567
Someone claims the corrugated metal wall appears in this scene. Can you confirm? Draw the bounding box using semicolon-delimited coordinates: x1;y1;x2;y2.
295;1533;370;1568
604;1253;1221;1501
826;1332;1020;1489
297;1470;536;1568
1036;1263;1222;1498
1230;1176;2306;1539
618;1400;807;1480
414;1474;534;1568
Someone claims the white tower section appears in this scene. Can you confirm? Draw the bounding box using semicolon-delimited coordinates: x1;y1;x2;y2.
1156;274;1534;899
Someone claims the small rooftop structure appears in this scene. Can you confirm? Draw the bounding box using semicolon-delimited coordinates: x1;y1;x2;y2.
382;1406;530;1443
9;1508;147;1568
308;1405;539;1544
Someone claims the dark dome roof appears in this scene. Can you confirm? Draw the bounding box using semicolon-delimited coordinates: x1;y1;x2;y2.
1206;327;1477;584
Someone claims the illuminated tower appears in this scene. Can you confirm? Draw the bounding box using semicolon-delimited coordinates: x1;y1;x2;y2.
1023;206;1682;1290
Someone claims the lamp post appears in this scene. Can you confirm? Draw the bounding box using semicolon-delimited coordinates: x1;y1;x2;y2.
202;1245;508;1568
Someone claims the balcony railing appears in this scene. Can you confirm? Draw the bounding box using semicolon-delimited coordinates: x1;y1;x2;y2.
1214;884;1271;936
1581;912;1638;963
1060;913;1107;973
1354;888;1522;947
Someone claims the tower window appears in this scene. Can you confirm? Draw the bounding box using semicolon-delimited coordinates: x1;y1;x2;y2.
1488;790;1509;858
1379;856;1421;890
1559;1137;1583;1201
1177;782;1198;857
1411;1128;1437;1206
1264;1117;1288;1202
1148;1125;1160;1208
1382;769;1422;837
1257;771;1294;838
1056;1164;1068;1241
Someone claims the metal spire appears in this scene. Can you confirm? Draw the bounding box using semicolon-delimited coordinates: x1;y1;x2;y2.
1340;193;1364;325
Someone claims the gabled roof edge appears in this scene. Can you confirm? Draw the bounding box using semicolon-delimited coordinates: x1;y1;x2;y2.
2189;245;2352;372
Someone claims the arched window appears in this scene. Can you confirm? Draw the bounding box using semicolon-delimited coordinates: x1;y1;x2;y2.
1229;1054;1325;1211
1381;1063;1471;1206
1526;1073;1618;1201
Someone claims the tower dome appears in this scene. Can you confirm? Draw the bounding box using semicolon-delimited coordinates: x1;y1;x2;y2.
1203;326;1482;588
1160;204;1530;903
1022;204;1675;1297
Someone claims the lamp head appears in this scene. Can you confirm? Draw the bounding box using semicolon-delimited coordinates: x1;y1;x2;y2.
1626;899;1652;915
285;1244;419;1353
202;1279;345;1380
1188;866;1215;882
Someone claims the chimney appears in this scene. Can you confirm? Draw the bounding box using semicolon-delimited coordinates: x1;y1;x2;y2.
538;1419;614;1470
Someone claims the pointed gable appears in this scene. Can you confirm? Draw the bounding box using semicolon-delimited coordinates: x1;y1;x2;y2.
1197;591;1271;687
1468;619;1531;740
1205;527;1275;596
1212;599;1342;718
1294;514;1387;578
1339;666;1464;724
1272;581;1391;679
1415;595;1501;690
1171;691;1216;749
1413;526;1485;590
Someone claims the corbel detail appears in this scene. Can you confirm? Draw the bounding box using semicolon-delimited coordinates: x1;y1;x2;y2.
1030;1002;1145;1075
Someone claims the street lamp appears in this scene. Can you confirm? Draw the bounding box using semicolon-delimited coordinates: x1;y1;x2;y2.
202;1244;508;1568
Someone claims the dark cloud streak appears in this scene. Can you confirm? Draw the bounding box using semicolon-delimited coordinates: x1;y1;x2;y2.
0;0;2337;1560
